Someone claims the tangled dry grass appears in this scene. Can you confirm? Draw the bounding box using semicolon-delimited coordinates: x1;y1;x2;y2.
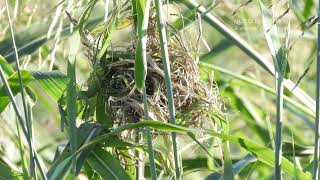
83;15;223;135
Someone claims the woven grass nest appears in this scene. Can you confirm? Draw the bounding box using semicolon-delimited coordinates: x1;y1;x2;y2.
86;17;222;131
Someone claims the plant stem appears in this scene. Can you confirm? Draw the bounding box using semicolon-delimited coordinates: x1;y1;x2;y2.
143;87;157;180
313;0;320;179
155;0;181;179
275;73;284;180
135;129;144;180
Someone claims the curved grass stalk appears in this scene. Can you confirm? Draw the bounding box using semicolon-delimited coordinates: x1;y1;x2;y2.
155;0;181;179
313;0;320;179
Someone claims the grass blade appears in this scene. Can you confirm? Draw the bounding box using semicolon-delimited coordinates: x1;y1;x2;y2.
259;2;290;178
133;0;157;179
66;31;80;177
155;0;181;179
134;0;151;90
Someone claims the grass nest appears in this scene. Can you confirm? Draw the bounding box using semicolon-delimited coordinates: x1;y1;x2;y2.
86;16;222;133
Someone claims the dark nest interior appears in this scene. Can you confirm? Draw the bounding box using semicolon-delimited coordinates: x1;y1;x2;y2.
85;16;222;133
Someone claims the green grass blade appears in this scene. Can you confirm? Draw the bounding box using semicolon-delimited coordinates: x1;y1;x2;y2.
155;0;181;179
134;0;151;90
0;55;14;77
133;0;157;179
66;31;80;177
205;154;257;179
259;2;290;178
16;122;29;180
0;71;34;113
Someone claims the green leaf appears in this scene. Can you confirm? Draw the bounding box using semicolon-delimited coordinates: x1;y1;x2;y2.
134;0;151;90
30;71;68;101
303;0;314;19
97;7;119;62
47;123;102;179
66;30;81;177
96;92;113;128
205;154;257;179
0;55;14;77
0;71;34;112
0;161;24;180
87;147;132;180
222;86;271;145
77;0;99;33
259;1;290;79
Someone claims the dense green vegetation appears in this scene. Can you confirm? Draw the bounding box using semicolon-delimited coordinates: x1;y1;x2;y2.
0;0;319;179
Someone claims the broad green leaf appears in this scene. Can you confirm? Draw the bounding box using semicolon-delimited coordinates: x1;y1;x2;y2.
87;147;132;180
222;139;234;180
